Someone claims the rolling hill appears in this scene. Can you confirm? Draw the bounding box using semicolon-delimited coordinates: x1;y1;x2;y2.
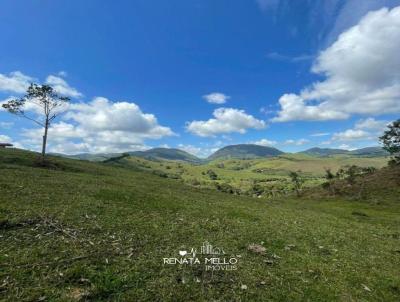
349;146;389;157
301;147;389;157
300;147;349;156
129;147;202;163
208;144;284;160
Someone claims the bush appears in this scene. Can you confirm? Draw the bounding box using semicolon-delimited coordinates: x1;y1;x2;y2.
215;183;236;194
206;169;218;180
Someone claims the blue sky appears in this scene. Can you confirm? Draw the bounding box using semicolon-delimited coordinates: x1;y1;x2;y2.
0;0;399;157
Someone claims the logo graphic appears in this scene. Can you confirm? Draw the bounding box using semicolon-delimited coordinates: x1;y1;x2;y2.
163;241;238;271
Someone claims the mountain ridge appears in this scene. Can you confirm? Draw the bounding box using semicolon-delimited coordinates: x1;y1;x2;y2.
207;144;284;160
53;145;388;163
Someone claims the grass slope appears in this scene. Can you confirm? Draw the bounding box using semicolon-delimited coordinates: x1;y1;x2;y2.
207;144;284;160
130;148;202;163
1;149;399;301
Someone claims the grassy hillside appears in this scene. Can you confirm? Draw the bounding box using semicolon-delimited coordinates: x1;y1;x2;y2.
130;148;203;163
207;144;284;160
1;149;399;301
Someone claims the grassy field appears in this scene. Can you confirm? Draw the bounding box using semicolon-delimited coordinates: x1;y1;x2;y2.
114;154;388;196
1;148;399;301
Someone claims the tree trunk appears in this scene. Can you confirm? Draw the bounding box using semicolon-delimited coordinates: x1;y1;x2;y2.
41;119;49;163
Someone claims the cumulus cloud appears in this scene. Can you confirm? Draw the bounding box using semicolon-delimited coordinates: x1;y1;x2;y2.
186;108;266;137
46;75;82;98
332;129;372;141
273;6;400;122
252;138;277;146
331;117;388;142
0;71;34;94
65;97;174;138
203;92;230;104
20;97;175;154
0;71;82;99
284;138;310;145
354;117;388;131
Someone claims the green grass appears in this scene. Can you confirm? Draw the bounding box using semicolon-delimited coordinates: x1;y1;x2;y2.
0;148;399;301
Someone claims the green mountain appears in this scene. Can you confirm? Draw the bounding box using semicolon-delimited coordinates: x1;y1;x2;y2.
349;147;389;157
301;147;389;157
55;152;120;162
208;144;284;160
300;147;349;156
129;148;202;163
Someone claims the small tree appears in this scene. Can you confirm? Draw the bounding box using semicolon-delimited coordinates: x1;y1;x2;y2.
2;84;69;163
323;168;335;194
206;169;218;180
380;119;400;165
289;171;304;197
324;168;334;181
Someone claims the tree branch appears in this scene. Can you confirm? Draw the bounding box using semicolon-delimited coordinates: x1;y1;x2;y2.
20;113;45;127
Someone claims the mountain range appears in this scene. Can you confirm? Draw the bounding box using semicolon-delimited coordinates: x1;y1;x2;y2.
300;147;388;157
55;144;389;163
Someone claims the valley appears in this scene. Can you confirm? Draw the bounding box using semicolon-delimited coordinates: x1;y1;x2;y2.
102;145;389;197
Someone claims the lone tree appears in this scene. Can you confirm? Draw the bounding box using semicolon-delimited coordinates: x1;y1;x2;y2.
289;171;304;197
379;119;400;165
2;84;70;162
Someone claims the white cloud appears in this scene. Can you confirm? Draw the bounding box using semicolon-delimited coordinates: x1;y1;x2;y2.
338;144;353;150
46;75;82;98
0;71;34;94
65;97;174;138
0;71;82;99
0;134;12;143
331;117;388;142
355;117;388;131
203;92;230;104
20;97;175;154
186;108;266;137
310;132;330;137
273;6;400;122
177;144;202;156
0;134;23;148
266;52;313;62
332;129;371;141
284;138;310;146
272;93;348;121
176;144;218;158
252;138;277;146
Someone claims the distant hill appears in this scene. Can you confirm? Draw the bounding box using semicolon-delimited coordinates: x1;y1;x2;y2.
300;147;349;157
300;147;388;157
349;147;389;157
51;152;120;162
208;144;284;160
129;148;202;163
